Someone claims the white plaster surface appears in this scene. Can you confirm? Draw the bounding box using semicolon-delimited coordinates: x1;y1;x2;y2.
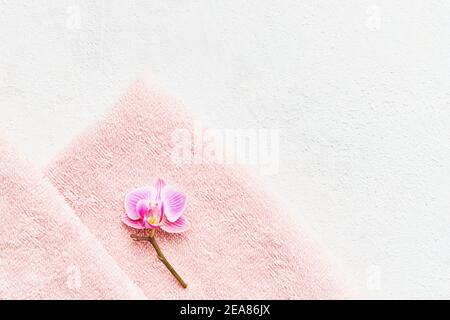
1;0;449;299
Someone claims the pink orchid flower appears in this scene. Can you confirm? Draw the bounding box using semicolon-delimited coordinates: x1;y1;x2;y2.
122;178;189;233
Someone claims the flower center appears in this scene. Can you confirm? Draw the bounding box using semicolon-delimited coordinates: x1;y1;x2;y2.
147;215;159;226
146;200;161;226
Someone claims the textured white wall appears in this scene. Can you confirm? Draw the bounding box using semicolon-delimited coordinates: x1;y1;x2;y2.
1;0;449;299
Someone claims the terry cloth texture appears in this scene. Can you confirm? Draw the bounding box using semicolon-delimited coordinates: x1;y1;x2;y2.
45;77;354;299
0;135;146;299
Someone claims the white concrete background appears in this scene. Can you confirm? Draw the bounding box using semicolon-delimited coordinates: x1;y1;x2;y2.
1;0;449;299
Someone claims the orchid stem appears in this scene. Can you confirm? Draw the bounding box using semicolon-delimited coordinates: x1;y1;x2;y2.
130;232;188;288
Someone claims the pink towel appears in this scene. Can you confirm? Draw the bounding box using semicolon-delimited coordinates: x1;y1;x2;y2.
0;134;146;299
45;77;353;299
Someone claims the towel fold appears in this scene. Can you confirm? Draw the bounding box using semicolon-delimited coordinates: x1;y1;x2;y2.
0;134;146;299
45;77;353;299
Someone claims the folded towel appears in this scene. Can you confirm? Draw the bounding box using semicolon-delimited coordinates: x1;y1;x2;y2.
0;134;146;299
46;77;353;299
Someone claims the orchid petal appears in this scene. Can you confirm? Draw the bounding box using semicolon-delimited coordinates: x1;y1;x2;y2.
136;199;150;219
161;215;190;233
153;178;166;196
124;186;156;220
160;185;186;222
121;214;146;229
